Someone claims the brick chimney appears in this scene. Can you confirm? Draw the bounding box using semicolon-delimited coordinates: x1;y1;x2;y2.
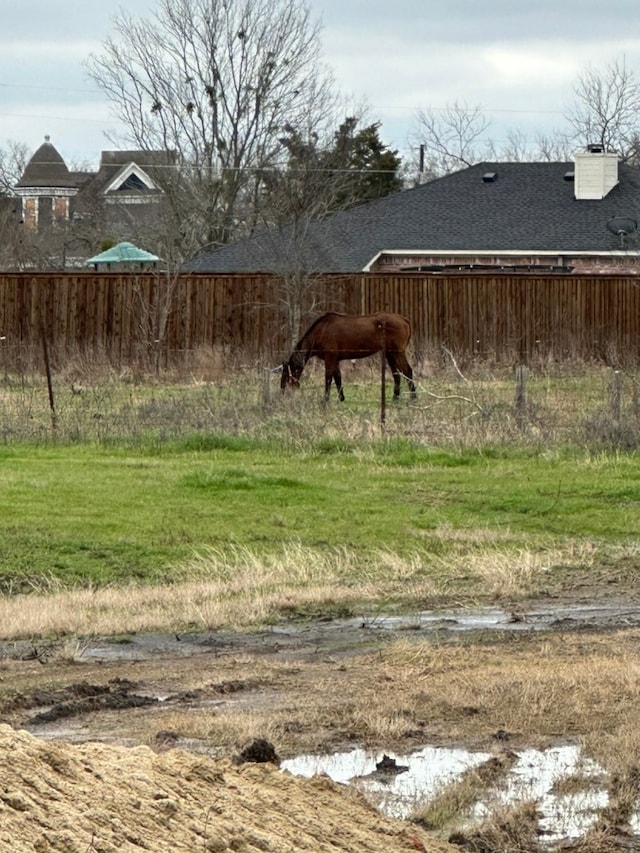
573;144;619;200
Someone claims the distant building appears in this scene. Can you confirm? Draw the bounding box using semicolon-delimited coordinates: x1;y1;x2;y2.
12;136;175;267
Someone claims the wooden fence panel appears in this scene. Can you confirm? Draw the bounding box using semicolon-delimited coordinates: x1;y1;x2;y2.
0;271;639;368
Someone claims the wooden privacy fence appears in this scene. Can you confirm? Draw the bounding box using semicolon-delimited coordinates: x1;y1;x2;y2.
0;271;639;368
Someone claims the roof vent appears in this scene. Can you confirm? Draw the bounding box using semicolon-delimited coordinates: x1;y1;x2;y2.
563;171;575;182
482;172;497;183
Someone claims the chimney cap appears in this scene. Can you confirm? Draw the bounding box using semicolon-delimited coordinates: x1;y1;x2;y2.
586;143;605;153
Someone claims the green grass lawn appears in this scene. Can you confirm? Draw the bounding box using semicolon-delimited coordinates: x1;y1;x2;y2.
1;437;638;592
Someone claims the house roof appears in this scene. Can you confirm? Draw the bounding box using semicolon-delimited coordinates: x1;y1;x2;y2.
16;136;78;189
15;141;175;197
184;159;640;273
84;150;175;196
86;242;160;266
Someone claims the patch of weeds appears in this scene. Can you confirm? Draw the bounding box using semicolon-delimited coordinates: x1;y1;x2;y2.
583;412;640;451
551;771;603;797
416;751;519;832
0;571;63;596
375;441;517;468
182;468;306;491
103;635;135;645
314;437;358;455
178;432;256;453
272;601;356;621
447;801;542;853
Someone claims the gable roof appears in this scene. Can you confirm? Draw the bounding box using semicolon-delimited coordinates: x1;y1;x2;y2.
184;159;640;273
85;150;174;197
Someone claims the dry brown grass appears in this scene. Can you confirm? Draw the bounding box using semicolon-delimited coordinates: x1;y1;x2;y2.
0;539;605;641
384;633;640;748
0;532;608;639
447;801;542;853
0;544;428;639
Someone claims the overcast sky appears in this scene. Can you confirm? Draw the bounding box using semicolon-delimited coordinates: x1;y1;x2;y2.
3;0;640;168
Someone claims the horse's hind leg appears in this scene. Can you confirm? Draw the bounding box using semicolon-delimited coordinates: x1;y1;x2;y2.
324;360;345;402
403;357;417;399
387;352;416;399
385;353;402;399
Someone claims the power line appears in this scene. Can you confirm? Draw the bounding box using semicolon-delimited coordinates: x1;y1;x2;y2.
10;159;404;174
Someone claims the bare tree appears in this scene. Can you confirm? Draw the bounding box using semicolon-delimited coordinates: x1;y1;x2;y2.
0;141;28;195
255;116;402;344
529;130;573;163
409;100;576;179
86;0;338;252
565;57;640;160
410;101;492;177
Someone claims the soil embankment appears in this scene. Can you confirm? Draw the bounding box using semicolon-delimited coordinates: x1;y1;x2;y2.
0;724;449;852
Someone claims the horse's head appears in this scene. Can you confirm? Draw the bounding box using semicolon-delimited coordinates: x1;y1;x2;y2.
280;355;304;392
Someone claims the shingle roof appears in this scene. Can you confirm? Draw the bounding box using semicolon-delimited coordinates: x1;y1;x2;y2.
16;137;77;189
16;142;175;196
84;150;175;196
184;160;640;273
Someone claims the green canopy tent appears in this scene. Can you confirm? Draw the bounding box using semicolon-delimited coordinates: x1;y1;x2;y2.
86;242;162;271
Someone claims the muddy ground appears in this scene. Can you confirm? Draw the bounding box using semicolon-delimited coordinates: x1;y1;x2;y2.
3;596;640;748
1;595;640;852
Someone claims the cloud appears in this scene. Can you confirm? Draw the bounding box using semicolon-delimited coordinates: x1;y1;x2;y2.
6;0;640;161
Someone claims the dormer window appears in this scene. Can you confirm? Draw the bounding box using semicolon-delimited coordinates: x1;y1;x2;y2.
117;172;147;191
103;162;158;195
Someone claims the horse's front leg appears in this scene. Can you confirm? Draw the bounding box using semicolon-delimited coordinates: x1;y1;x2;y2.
324;363;333;401
387;353;416;400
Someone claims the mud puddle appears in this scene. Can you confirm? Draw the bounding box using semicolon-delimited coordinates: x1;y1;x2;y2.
80;599;640;661
4;598;637;669
359;600;640;634
282;744;614;843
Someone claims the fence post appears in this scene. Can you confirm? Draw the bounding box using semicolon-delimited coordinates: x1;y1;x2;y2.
379;319;386;432
515;365;529;430
40;320;57;432
262;368;272;405
609;369;622;421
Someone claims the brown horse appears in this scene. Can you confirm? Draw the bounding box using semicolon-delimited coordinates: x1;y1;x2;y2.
281;311;417;401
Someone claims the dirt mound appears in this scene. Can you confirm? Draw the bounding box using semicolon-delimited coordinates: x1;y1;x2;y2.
0;725;453;853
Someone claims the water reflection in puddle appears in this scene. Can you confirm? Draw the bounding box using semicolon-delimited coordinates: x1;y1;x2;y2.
281;744;611;842
361;602;640;634
473;746;607;841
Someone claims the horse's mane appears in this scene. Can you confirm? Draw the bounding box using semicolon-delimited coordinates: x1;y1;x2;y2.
294;312;346;350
